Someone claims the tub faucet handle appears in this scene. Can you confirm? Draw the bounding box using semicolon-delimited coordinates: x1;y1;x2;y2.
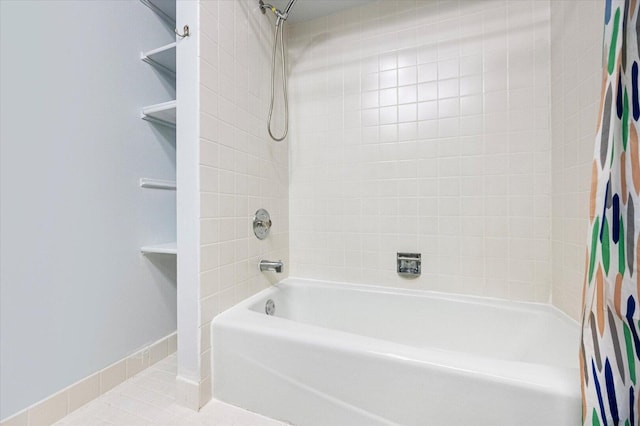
260;259;283;273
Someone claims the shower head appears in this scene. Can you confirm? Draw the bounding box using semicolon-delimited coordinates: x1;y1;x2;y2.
259;0;298;26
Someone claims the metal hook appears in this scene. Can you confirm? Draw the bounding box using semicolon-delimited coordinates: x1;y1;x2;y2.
175;25;190;38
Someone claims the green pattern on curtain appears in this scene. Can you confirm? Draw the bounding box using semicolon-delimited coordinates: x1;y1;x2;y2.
581;0;640;425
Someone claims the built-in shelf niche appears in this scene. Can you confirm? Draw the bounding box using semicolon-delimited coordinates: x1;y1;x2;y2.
140;0;177;257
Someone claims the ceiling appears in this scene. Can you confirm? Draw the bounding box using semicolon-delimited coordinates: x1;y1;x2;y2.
266;0;377;23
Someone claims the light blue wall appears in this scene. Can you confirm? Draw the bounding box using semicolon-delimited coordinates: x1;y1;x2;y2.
0;1;177;419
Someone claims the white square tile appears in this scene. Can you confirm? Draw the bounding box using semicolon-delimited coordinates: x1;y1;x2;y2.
380;124;398;142
362;90;379;109
398;48;417;68
398;85;417;104
398;122;418;141
438;98;459;118
418;120;438;139
438;58;459;80
380;88;398;107
362;72;379;91
398;67;417;86
460;75;483;96
361;108;379;126
380;106;398;124
437;78;459;99
379;69;398;89
379;52;397;71
438;117;459;137
460;54;483;76
418;101;438;121
417;82;438;102
418;63;438;83
397;101;417;123
460;95;483;116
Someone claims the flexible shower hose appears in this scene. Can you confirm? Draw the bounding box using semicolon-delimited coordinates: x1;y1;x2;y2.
267;21;288;142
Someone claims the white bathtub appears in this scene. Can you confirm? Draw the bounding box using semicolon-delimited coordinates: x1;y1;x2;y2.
211;278;581;426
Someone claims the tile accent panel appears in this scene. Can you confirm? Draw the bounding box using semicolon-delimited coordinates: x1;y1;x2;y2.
288;0;552;302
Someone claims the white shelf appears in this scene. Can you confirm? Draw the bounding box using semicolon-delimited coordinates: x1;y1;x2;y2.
139;178;176;190
142;42;176;76
140;0;175;26
141;242;177;255
141;100;176;127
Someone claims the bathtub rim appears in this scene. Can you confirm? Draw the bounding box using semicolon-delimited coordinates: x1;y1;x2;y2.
238;276;579;325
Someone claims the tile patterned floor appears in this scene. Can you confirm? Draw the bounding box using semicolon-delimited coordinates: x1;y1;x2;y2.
53;355;286;426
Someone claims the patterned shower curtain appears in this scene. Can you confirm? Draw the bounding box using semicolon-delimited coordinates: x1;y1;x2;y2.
581;1;640;425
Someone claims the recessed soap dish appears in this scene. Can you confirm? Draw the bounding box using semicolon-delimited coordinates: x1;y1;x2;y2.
397;253;421;277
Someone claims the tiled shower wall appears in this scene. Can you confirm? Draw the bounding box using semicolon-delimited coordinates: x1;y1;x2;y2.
197;0;289;405
288;0;552;301
550;1;603;320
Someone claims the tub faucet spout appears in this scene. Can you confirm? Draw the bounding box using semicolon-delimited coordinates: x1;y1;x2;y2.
260;259;283;273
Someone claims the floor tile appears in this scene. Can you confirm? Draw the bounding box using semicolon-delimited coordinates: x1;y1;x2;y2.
53;356;287;426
